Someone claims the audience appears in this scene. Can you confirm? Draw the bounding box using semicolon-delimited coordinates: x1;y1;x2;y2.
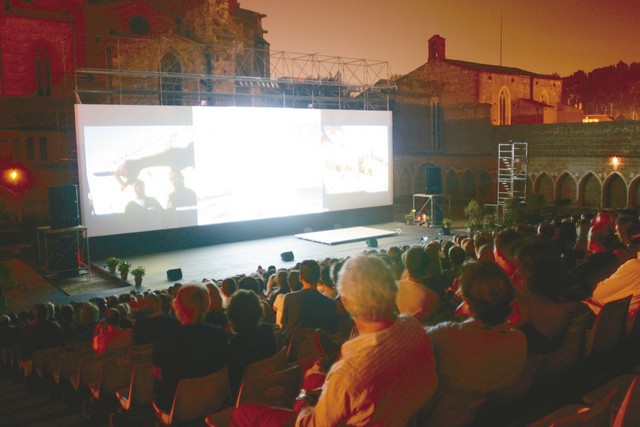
92;307;134;355
396;246;440;323
152;283;228;413
231;254;438;426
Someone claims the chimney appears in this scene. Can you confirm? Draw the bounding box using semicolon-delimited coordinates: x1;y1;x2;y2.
428;35;446;62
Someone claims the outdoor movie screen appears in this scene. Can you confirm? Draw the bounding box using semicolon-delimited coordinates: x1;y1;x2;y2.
75;104;393;238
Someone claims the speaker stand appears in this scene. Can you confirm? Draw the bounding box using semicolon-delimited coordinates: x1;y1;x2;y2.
412;193;451;226
36;225;91;278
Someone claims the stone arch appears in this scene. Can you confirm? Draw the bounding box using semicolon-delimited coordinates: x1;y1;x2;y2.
395;166;413;199
462;170;476;198
603;172;627;209
556;171;577;205
159;50;183;105
444;169;460;197
533;172;554;205
629;176;640;209
578;172;602;208
478;171;493;202
526;175;534;200
499;86;511;125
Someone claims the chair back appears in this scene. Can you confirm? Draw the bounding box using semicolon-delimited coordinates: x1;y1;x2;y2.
416;388;488;427
545;311;591;377
117;361;154;411
553;388;617;427
240;347;288;384
236;364;303;408
92;355;136;399
157;365;230;425
613;376;640;427
286;327;315;362
589;295;631;362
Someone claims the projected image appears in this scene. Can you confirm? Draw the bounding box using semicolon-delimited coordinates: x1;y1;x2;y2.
84;126;197;231
322;125;389;195
76;105;393;237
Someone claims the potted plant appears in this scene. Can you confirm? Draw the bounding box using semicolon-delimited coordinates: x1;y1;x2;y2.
441;217;453;235
117;261;131;282
464;199;482;233
104;257;121;274
131;266;146;287
405;209;416;224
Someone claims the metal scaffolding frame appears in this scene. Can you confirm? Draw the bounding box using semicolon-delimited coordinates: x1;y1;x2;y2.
487;141;528;221
72;34;395;110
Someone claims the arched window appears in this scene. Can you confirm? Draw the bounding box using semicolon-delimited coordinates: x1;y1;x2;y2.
35;46;52;97
499;87;511;125
160;52;182;105
539;90;549;105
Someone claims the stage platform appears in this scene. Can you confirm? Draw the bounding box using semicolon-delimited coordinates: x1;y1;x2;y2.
294;226;398;245
2;221;458;312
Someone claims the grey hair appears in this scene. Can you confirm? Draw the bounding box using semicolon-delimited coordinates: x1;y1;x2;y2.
337;255;397;321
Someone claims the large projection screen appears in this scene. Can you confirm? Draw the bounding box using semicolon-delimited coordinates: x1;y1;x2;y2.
75;105;393;238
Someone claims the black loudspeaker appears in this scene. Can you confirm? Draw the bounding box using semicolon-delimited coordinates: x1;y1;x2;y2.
166;268;183;281
280;251;294;262
425;167;443;194
366;238;378;248
49;185;80;229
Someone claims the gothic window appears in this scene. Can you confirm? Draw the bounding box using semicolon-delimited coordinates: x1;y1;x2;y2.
159;52;183;105
499;87;511;125
35;46;52;97
539;90;549;105
26;137;34;161
39;137;48;161
430;98;441;150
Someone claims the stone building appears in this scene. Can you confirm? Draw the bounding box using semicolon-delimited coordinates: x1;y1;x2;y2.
393;34;639;215
0;0;267;224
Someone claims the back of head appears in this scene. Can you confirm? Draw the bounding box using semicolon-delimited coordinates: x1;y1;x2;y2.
404;246;429;279
448;245;466;268
237;276;261;295
220;278;237;298
31;303;48;322
173;283;210;325
205;282;223;312
227;290;263;335
143;292;161;316
516;238;565;301
287;270;301;292
337;255;397;322
588;220;622;253
494;228;524;264
104;308;121;327
459;261;514;326
300;259;321;285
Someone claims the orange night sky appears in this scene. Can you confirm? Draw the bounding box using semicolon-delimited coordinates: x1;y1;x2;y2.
239;0;640;77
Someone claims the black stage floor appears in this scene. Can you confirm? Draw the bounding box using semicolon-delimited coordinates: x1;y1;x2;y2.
4;222;456;312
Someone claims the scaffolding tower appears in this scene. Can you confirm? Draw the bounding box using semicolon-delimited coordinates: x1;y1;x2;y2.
496;141;528;216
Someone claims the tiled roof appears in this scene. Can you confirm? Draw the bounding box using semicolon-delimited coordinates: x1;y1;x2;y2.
445;59;559;79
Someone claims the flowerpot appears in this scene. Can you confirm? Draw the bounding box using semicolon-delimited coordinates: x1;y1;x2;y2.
108;266;116;274
441;227;451;236
135;277;143;287
120;272;129;282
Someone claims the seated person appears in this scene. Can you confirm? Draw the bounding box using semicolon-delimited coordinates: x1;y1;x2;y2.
227;290;277;397
230;254;438;426
133;293;179;345
21;302;63;362
92;308;133;355
152;283;228;413
281;260;337;338
396;246;440;323
427;261;527;392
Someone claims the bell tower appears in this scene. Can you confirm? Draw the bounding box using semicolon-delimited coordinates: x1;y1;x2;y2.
429;35;446;62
